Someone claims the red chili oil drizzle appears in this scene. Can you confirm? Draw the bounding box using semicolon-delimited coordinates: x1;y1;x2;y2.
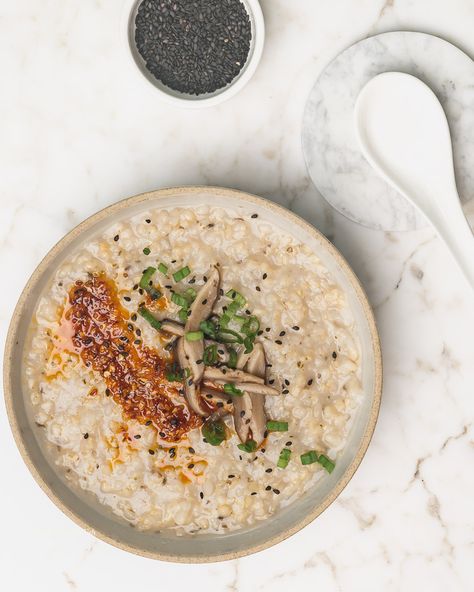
65;274;201;442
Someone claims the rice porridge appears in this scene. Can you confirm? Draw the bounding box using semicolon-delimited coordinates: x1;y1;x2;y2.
25;205;362;534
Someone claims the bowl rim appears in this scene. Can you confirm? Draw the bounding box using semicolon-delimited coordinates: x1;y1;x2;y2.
3;186;382;563
122;0;265;108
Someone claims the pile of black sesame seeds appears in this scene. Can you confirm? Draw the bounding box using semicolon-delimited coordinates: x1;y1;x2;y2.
134;0;252;95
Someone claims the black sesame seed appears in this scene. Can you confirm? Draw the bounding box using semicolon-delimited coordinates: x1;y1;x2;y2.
284;379;290;386
265;485;271;491
286;441;292;446
293;326;300;331
265;327;271;332
228;474;235;479
251;492;257;496
256;286;261;292
113;235;119;242
201;299;208;305
148;449;155;455
134;434;141;439
131;314;138;322
83;433;89;439
273;488;280;495
145;219;151;224
199;491;204;499
279;331;286;337
282;389;289;394
332;351;338;359
307;379;314;386
189;447;196;454
268;379;275;384
124;296;131;302
275;340;283;345
159;431;166;438
265;468;272;473
251;213;258;219
262;273;267;280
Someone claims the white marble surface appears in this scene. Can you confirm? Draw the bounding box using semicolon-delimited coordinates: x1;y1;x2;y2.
1;1;474;591
302;31;474;231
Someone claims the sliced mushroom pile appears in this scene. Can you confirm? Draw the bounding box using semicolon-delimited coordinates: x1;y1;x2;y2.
159;265;279;446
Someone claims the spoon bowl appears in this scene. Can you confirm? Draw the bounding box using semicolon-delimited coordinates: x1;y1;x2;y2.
354;72;474;289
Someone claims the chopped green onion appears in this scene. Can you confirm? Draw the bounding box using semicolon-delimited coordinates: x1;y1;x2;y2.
139;267;161;300
216;328;243;344
223;383;243;396
178;309;188;323
277;448;292;469
158;262;168;274
243;335;255;354
173;266;191;282
225;289;246;307
143;247;151;255
199;319;217;339
242;316;260;335
138;306;162;330
232;315;247;326
317;454;335;474
203;344;218;365
300;450;319;465
171;293;189;308
219;312;232;328
226;300;241;316
139;267;156;290
184;287;197;302
166;370;183;382
227;347;237;369
266;420;288;432
185;331;203;342
202;418;226;446
237;439;257;453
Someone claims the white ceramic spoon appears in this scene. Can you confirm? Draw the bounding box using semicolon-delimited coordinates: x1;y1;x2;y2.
354;71;474;290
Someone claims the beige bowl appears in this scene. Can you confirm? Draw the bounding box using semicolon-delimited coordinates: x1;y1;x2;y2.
3;187;382;562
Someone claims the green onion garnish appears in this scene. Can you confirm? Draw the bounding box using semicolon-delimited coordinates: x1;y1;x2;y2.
143;247;151;255
139;267;156;290
225;289;246;307
158;262;168;274
237;439;257;453
185;331;203;342
138;306;162;330
266;420;288;432
203;344;218;365
227;347;237;369
184;287;197;302
299;451;335;473
216;328;243;344
202;418;226;446
139;267;161;300
223;383;243;396
317;454;335;474
300;451;319;465
178;309;188;323
242;316;260;335
243;335;255;354
199;319;218;339
171;292;189;308
277;448;292;469
173;266;191;282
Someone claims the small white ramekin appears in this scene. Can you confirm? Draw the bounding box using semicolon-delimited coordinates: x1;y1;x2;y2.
122;0;265;108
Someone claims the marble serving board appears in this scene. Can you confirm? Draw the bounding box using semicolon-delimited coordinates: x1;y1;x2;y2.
302;31;474;231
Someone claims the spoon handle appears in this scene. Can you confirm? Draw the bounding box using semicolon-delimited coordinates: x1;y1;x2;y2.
426;187;474;290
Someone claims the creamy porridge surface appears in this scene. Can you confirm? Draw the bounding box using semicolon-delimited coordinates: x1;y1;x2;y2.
25;205;362;534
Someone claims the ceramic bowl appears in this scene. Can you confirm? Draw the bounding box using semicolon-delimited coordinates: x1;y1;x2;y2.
4;186;382;562
123;0;265;107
